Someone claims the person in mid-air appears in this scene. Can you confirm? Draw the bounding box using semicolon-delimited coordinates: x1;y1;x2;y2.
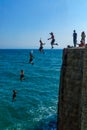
39;38;45;53
20;70;24;80
12;90;17;102
29;50;34;65
48;32;58;48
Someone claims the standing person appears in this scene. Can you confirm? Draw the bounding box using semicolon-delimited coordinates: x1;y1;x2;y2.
73;30;77;47
48;32;58;48
39;38;45;53
20;70;24;80
29;50;34;65
12;90;17;102
81;31;86;44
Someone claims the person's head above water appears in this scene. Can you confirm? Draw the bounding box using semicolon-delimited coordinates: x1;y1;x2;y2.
13;90;15;92
21;70;23;72
20;70;24;75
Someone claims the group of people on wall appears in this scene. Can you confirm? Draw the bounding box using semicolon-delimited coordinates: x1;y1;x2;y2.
12;30;87;101
73;30;86;47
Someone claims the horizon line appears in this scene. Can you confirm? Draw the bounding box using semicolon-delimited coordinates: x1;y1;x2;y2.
0;48;63;50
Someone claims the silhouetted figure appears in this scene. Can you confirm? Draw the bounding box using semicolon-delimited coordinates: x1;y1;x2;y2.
12;90;17;102
73;30;77;47
29;50;34;65
20;70;24;80
48;32;58;48
81;31;86;44
39;38;45;53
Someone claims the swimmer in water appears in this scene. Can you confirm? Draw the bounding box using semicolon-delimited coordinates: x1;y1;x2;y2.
12;90;17;102
20;70;24;80
48;32;58;48
39;38;45;53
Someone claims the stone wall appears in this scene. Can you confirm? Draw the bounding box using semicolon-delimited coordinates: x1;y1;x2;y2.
58;48;87;130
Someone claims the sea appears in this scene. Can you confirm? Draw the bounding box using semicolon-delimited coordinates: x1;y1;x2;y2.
0;49;63;130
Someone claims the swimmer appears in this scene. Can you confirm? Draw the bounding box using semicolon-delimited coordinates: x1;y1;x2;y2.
39;38;45;53
48;32;58;48
12;90;17;102
20;70;24;80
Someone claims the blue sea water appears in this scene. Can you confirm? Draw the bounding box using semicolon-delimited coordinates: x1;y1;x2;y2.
0;49;62;130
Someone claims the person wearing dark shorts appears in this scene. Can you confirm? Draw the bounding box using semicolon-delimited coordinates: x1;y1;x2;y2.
12;90;17;102
20;70;24;80
73;30;77;47
48;32;58;48
29;50;34;65
39;38;45;53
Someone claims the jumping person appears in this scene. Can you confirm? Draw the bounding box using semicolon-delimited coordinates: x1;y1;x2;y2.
39;38;45;53
29;50;34;65
12;90;17;102
20;70;24;80
48;32;58;48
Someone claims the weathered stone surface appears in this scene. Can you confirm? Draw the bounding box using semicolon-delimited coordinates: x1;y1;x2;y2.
58;48;87;130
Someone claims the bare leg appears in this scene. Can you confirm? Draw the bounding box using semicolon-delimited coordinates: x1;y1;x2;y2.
51;44;54;48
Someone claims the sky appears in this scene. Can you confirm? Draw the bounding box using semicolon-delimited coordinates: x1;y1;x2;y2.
0;0;87;49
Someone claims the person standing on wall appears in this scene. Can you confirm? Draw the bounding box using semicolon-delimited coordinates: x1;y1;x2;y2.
73;30;77;47
81;31;86;44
